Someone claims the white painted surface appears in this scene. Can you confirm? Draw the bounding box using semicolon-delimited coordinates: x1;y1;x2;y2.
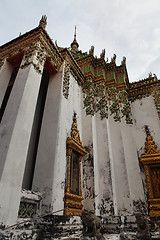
32;64;85;214
131;96;160;154
0;60;13;106
0;51;160;226
92;113;113;216
120;118;146;210
0;54;44;226
107;115;132;215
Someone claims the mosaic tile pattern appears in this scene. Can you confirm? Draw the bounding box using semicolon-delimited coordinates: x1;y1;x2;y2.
82;81;133;124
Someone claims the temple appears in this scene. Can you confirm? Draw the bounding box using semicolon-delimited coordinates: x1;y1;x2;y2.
0;16;160;239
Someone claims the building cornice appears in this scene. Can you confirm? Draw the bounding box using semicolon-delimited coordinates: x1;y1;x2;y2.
0;26;63;72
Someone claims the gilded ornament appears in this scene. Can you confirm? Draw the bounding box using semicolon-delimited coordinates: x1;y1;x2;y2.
64;113;87;216
141;126;160;216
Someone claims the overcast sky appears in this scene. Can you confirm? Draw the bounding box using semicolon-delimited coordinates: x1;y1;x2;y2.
0;0;160;82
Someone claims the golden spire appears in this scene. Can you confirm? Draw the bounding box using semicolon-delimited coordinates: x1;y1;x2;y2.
144;125;157;154
71;112;82;144
71;26;79;51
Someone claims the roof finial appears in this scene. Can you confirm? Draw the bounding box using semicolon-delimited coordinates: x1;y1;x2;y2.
74;26;77;41
39;15;47;29
71;26;79;51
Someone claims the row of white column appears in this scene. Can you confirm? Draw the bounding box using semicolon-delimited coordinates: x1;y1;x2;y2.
92;112;146;217
0;50;66;226
0;53;45;225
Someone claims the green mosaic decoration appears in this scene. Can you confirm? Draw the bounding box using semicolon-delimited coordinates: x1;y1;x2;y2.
20;42;46;74
18;201;37;218
95;82;108;119
63;57;70;99
82;81;133;124
118;90;133;124
107;87;121;122
152;84;160;119
83;77;95;116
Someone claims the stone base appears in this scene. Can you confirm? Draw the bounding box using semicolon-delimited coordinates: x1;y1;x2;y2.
1;215;160;239
101;215;137;234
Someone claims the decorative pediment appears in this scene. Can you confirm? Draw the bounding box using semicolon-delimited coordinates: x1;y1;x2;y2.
67;113;86;156
145;126;158;154
141;126;160;165
64;113;87;216
141;126;160;216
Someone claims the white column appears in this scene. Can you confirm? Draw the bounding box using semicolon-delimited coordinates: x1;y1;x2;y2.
107;115;132;215
92;114;100;216
92;113;113;216
32;64;64;214
120;118;146;213
0;53;44;226
0;60;13;106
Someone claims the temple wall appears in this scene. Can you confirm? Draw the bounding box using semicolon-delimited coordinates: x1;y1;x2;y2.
131;96;160;153
32;64;85;215
81;102;95;211
130;95;160;210
107;115;133;216
120;118;146;213
32;64;64;213
91;96;160;217
92;114;113;216
0;55;44;226
0;60;13;105
0;52;160;226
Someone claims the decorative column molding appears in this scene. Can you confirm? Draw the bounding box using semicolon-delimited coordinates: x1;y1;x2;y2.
20;42;46;74
63;57;70;99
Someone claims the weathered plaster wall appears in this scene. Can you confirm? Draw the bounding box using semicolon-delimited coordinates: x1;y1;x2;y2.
91;95;160;217
131;95;160;212
0;60;13;106
82;144;95;211
120;118;146;213
92;114;113;216
32;62;86;215
131;96;160;153
50;70;84;214
0;55;44;226
81;99;95;211
107;115;133;216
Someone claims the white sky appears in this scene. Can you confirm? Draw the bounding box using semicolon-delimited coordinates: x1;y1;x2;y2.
0;0;160;82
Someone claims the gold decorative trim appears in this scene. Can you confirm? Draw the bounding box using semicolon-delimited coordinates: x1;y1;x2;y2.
141;126;160;216
64;113;87;216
